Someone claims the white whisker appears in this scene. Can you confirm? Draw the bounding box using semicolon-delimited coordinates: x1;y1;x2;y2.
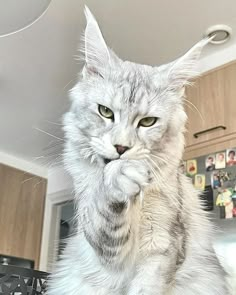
149;154;169;166
145;157;165;188
44;120;63;126
34;127;65;141
183;97;204;122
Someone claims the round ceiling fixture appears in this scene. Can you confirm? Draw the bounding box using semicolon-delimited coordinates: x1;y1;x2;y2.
0;0;51;37
205;25;232;44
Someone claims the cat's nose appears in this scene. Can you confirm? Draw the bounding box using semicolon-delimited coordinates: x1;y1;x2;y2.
114;145;130;155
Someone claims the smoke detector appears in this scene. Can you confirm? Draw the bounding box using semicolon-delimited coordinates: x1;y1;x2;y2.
205;25;232;44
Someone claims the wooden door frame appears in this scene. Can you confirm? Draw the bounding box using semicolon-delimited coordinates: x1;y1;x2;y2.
39;188;73;272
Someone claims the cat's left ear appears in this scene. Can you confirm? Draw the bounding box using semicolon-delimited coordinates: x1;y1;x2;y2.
167;38;210;90
82;7;112;77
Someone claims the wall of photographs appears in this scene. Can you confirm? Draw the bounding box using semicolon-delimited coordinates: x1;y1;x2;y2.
182;148;236;220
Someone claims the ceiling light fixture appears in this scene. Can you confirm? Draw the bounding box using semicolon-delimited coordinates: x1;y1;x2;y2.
0;0;52;38
205;25;232;45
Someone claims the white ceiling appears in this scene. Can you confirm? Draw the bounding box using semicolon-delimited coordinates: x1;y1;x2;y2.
1;0;236;171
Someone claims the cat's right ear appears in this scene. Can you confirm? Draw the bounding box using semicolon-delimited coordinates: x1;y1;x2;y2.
82;6;111;77
166;38;210;90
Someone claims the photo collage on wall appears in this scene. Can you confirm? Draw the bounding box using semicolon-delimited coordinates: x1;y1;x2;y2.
182;148;236;219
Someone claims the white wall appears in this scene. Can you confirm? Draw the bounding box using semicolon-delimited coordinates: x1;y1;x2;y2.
0;150;47;177
198;42;236;73
47;165;73;194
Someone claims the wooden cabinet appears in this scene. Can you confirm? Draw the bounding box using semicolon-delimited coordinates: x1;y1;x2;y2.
222;63;236;135
0;164;47;269
184;61;236;159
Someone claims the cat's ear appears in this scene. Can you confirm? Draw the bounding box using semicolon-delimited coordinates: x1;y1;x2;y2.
82;6;111;77
167;38;210;90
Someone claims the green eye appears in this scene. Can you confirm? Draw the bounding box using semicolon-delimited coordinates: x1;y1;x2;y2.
138;117;158;127
98;105;114;120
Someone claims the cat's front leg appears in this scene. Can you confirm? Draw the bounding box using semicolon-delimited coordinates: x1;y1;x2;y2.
83;159;149;270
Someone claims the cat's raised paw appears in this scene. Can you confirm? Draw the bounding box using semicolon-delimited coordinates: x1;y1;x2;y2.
104;159;149;201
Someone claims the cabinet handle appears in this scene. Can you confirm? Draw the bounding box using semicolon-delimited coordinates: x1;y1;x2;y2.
193;125;226;138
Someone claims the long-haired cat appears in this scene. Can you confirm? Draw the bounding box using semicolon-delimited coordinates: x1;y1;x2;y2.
47;7;230;295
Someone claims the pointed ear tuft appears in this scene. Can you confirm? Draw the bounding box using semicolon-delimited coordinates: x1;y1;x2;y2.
167;38;210;89
82;6;110;77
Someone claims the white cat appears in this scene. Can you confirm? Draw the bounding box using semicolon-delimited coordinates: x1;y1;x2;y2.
46;7;230;295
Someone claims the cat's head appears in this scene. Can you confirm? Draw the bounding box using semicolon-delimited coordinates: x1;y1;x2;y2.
64;7;208;171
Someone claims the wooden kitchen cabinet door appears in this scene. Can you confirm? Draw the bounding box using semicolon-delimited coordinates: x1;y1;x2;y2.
221;62;236;136
0;164;47;269
185;68;226;147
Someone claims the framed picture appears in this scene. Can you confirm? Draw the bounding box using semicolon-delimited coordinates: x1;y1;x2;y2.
211;170;230;189
187;160;197;176
211;171;221;189
205;154;215;172
215;152;226;169
226;149;236;166
194;174;205;191
216;189;233;219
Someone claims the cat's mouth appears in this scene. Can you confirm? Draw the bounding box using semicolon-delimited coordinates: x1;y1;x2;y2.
103;157;120;165
103;156;121;165
104;158;113;165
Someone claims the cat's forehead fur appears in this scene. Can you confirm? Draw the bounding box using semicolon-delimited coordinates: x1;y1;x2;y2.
99;62;160;106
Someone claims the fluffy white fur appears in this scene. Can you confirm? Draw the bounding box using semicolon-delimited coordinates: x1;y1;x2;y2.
46;7;230;295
